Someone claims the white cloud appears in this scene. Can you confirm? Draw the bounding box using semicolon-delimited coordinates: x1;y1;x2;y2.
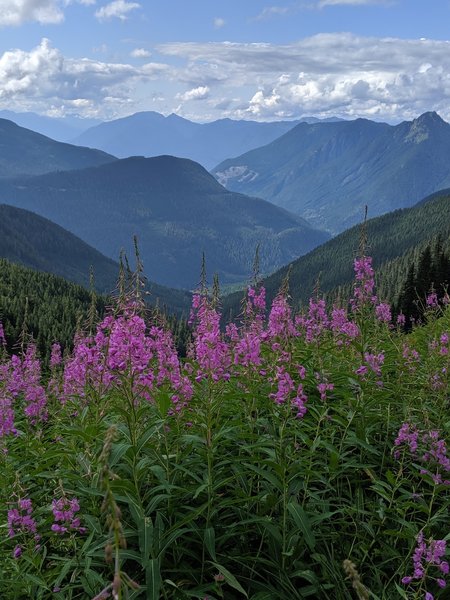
0;38;168;118
0;0;64;25
0;0;96;26
158;35;450;122
95;0;140;21
130;47;150;58
254;5;290;20
213;17;225;29
3;33;450;123
177;86;210;102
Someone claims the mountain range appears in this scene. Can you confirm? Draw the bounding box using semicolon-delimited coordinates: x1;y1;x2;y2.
0;110;102;143
0;155;330;289
213;112;450;234
73;111;305;169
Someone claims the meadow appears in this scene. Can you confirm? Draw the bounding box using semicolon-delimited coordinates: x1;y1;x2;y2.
0;255;449;600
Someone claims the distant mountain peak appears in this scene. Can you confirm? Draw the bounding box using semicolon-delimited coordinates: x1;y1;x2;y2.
404;111;446;144
414;111;444;125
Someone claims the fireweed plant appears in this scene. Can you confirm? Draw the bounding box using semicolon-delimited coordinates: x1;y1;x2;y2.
0;255;449;600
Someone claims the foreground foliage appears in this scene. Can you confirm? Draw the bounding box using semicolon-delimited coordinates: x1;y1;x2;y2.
0;255;449;600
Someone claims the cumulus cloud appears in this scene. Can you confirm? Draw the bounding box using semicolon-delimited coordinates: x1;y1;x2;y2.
158;35;450;122
0;38;168;117
95;0;140;21
0;0;64;25
3;33;450;123
130;47;150;58
0;0;96;26
177;86;210;102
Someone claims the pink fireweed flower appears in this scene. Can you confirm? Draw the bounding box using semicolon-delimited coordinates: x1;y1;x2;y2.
233;332;262;367
426;292;439;308
295;298;329;343
189;294;231;382
64;306;192;407
356;352;385;385
8;345;48;425
0;322;5;347
245;286;266;326
148;325;193;406
50;343;62;368
375;302;392;323
402;344;421;373
394;423;450;485
7;497;40;557
269;366;308;418
0;361;17;438
397;313;406;326
402;532;448;594
351;256;377;309
267;293;296;339
330;307;360;345
315;373;334;401
51;497;86;535
292;383;308;418
270;366;295;405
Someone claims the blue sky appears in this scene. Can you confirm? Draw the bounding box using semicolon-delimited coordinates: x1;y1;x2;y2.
1;0;450;123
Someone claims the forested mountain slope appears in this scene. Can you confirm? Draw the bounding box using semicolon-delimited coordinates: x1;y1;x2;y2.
0;155;330;289
221;188;450;317
213;112;450;233
0;205;192;316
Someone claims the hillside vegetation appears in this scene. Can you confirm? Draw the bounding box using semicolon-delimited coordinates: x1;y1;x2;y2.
0;155;329;289
214;112;450;233
222;188;450;318
1;253;450;599
0;205;193;317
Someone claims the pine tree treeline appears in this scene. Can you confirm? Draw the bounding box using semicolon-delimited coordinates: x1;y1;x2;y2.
0;259;192;365
396;238;450;328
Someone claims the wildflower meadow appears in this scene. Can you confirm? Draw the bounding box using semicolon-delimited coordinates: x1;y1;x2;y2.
0;254;449;599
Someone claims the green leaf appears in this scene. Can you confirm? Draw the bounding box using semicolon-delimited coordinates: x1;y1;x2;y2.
210;562;248;598
146;558;162;600
287;502;316;551
204;527;217;561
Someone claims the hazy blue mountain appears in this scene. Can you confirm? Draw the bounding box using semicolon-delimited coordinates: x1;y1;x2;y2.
0;204;192;315
0;155;330;289
213;112;450;234
0;118;116;177
0;110;102;142
221;187;450;317
73;111;310;169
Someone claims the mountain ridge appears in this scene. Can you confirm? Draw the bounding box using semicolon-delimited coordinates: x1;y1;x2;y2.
0;155;330;290
0;118;116;177
213;111;450;234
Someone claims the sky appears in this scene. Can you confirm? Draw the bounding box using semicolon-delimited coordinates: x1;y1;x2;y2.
1;0;450;123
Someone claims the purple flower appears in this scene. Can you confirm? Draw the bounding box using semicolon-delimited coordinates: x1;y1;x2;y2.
351;256;377;309
267;293;296;339
8;498;37;538
402;532;448;594
426;292;438;308
375;302;392;323
51;496;86;535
